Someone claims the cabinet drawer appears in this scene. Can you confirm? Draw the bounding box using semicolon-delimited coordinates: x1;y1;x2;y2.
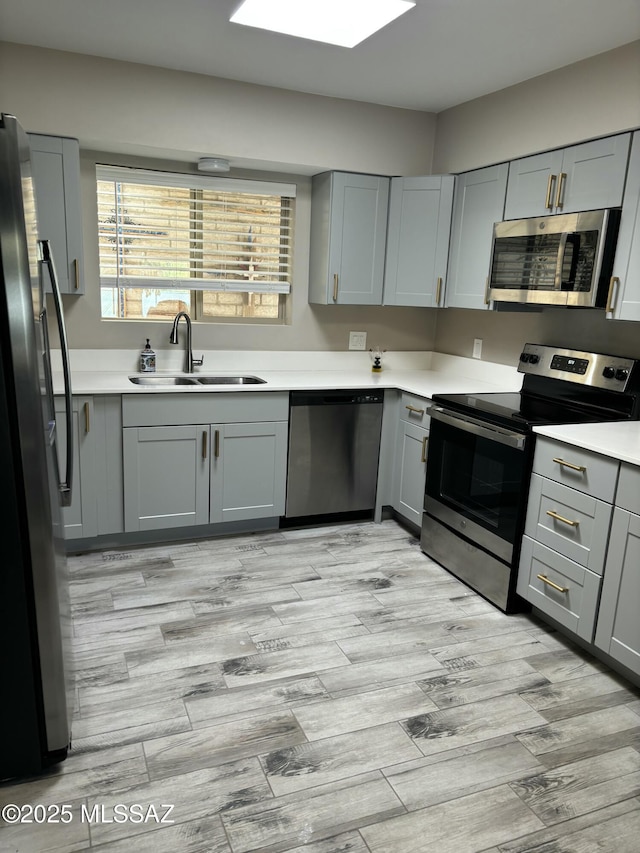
524;474;612;573
122;392;289;427
517;536;601;642
532;436;619;502
400;393;431;428
616;463;640;515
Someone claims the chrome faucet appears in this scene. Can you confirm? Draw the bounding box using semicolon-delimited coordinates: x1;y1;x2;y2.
169;311;204;373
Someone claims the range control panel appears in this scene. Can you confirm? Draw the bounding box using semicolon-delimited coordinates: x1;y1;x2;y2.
518;343;637;391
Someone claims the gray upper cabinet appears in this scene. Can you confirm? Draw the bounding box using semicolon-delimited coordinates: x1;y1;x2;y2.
383;175;454;308
309;171;389;305
609;132;640;321
29;133;85;294
504;133;631;219
445;163;508;310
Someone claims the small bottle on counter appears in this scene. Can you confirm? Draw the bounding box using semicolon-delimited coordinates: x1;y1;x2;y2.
140;339;156;373
370;346;385;373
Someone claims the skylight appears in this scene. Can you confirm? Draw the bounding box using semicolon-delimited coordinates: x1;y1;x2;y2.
230;0;416;48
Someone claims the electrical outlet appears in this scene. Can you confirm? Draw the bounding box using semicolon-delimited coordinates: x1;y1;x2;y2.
349;331;367;351
473;338;483;359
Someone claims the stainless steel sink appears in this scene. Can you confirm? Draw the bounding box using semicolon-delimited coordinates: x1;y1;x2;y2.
195;375;266;385
129;374;266;386
129;375;199;385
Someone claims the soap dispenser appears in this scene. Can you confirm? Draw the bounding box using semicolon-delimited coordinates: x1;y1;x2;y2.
140;339;156;373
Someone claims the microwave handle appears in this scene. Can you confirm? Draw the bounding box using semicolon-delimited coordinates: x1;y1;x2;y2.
554;231;569;291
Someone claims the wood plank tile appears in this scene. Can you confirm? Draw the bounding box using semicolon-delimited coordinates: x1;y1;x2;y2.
144;710;307;780
508;747;640;825
125;631;258;676
293;683;437;741
221;773;404;853
87;758;272;846
418;659;549;708
318;649;445;696
283;831;369;853
221;642;351;688
186;676;330;728
73;815;232;853
360;784;545;853
385;739;544;810
515;706;640;757
261;723;422;796
402;694;547;757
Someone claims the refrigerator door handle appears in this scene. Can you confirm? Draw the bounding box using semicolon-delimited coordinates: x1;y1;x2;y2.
38;239;73;507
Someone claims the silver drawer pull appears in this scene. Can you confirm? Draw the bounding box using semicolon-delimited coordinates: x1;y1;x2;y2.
406;404;425;416
546;509;580;527
537;574;569;593
421;435;428;464
552;457;586;473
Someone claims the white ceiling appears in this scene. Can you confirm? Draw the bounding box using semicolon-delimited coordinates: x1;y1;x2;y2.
1;0;639;112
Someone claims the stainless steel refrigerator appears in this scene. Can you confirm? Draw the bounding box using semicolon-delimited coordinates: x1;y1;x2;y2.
0;113;74;780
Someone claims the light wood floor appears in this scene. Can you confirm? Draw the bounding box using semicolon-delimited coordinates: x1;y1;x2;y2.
1;520;639;852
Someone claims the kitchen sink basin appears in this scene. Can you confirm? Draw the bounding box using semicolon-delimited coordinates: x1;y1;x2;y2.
129;374;266;386
129;375;199;385
195;375;266;385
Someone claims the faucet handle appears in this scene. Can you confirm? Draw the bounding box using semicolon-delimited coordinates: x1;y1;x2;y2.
193;354;204;368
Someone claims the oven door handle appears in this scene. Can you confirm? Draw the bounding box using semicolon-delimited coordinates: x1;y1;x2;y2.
427;406;527;450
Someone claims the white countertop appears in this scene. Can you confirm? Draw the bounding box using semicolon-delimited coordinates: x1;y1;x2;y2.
534;421;640;467
55;350;523;399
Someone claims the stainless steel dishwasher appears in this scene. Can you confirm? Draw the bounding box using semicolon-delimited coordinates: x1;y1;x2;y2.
285;389;384;518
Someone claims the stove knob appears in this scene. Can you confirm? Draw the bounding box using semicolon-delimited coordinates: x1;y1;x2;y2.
528;354;540;365
615;368;629;382
519;352;530;363
602;366;616;379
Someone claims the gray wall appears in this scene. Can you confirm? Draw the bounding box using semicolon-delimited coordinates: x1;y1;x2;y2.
0;42;439;353
2;40;640;361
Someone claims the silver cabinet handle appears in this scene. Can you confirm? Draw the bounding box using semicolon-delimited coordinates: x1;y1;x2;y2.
435;276;442;306
555;172;566;209
214;429;220;458
83;402;90;434
202;430;208;460
545;173;556;210
421;435;428;464
552;457;586;473
333;273;339;302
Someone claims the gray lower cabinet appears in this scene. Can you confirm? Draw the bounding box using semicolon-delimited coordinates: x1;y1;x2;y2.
391;393;430;527
29;133;84;294
55;395;123;540
123;425;209;532
121;392;290;534
445;163;508;310
210;421;288;523
519;437;640;679
55;396;97;539
594;464;640;674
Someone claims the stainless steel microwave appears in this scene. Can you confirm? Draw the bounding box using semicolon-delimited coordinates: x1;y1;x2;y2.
488;209;621;307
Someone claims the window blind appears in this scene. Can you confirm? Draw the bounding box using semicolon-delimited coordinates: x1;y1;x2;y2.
96;166;295;295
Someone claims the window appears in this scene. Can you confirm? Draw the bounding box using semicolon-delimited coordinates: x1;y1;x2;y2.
96;166;296;321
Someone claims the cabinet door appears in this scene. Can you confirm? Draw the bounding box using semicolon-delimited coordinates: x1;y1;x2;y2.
559;134;630;214
383;175;454;307
310;172;389;305
29;134;84;294
55;396;97;539
504;150;564;219
392;420;428;528
210;421;287;523
445;163;508;310
609;133;640;321
123;425;209;532
594;508;640;676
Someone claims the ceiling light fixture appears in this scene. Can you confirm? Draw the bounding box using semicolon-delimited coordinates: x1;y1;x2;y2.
198;157;231;172
230;0;415;49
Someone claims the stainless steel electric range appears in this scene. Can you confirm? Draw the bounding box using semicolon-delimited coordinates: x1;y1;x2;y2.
421;343;640;613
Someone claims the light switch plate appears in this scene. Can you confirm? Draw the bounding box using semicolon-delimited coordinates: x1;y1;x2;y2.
473;338;482;359
349;331;367;351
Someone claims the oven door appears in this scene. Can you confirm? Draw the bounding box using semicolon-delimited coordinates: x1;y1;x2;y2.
424;406;528;563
